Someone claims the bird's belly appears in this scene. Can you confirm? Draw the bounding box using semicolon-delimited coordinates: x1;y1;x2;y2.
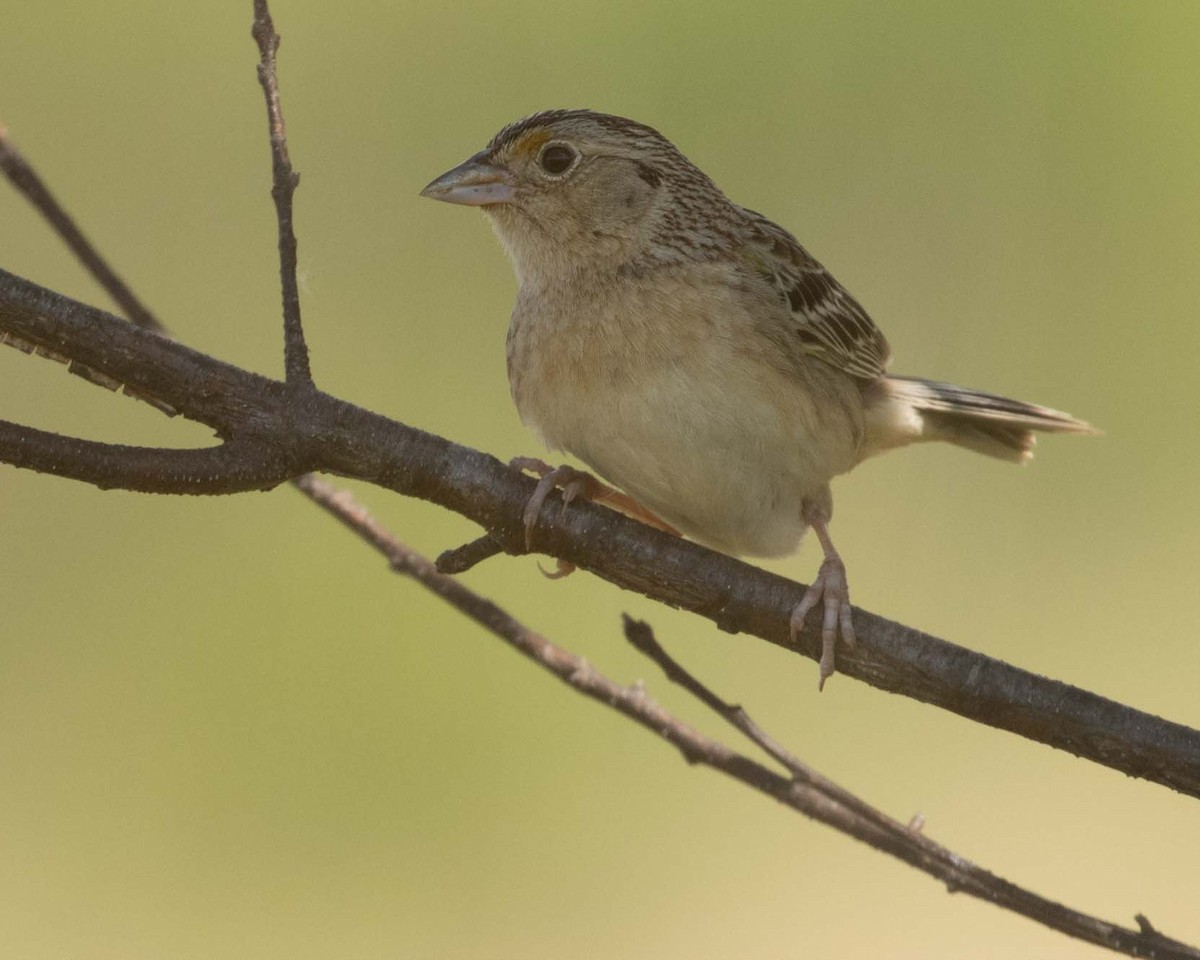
512;324;863;558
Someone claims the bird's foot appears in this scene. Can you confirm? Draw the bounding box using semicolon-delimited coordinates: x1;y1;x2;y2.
789;553;857;691
509;459;605;559
510;457;680;563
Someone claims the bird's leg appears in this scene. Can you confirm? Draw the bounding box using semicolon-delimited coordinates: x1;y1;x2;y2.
789;511;856;690
510;458;680;578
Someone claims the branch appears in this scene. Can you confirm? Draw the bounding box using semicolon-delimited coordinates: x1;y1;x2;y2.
251;0;311;388
1;264;1198;801
295;474;1199;960
436;533;503;573
0;421;295;494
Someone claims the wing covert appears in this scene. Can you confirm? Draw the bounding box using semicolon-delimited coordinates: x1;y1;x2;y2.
739;209;891;381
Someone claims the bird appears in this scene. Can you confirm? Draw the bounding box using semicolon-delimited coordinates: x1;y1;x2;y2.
420;109;1093;687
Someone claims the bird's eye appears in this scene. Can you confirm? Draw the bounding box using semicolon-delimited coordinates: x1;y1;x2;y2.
538;144;577;175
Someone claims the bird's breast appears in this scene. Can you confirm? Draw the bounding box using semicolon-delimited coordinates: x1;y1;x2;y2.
504;269;866;557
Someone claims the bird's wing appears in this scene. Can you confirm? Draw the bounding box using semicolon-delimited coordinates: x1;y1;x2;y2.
737;208;891;381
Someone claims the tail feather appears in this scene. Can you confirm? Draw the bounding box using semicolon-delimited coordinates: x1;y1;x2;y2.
871;375;1095;463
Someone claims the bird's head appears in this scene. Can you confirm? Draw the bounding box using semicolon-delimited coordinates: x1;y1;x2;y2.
421;109;737;285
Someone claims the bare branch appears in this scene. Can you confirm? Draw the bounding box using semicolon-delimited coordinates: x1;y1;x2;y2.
296;475;1200;960
251;0;311;389
0;421;294;494
1;263;1198;800
623;614;824;779
0;269;288;434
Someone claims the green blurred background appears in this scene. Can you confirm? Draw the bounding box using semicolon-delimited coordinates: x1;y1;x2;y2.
2;1;1198;956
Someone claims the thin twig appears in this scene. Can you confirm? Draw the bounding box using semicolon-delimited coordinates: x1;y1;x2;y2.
623;613;933;845
0;124;163;332
251;0;311;388
624;614;812;773
295;474;1199;960
622;616;822;776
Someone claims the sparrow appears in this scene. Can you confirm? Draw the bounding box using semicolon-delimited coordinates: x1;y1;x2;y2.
421;109;1093;686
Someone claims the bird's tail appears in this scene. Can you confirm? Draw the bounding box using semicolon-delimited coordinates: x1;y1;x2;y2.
870;375;1095;463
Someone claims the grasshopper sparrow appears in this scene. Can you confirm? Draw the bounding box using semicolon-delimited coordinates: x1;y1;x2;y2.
422;109;1092;687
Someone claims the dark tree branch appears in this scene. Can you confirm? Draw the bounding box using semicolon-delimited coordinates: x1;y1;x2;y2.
0;270;287;433
251;0;311;389
0;421;294;494
435;533;504;573
295;474;1199;960
1;263;1198;802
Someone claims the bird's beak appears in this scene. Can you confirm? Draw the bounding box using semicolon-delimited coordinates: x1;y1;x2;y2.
420;151;516;207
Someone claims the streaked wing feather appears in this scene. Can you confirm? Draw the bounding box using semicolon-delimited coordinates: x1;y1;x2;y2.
739;208;891;381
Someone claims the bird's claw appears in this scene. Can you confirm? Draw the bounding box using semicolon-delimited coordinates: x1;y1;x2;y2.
537;557;578;579
510;458;601;553
789;555;856;690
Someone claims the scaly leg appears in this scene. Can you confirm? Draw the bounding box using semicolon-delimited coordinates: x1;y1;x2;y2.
789;514;856;690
